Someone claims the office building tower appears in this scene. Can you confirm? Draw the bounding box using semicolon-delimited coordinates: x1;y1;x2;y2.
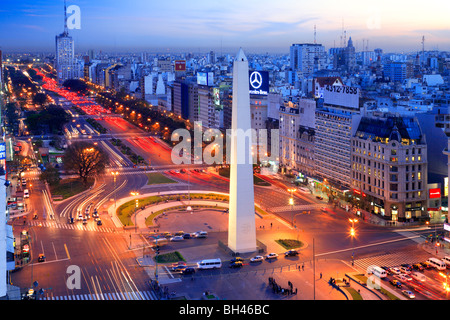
55;1;78;83
314;85;362;190
290;43;326;75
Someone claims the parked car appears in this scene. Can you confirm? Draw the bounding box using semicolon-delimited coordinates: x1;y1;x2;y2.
284;249;299;257
82;218;87;225
265;253;278;260
250;256;264;263
170;236;184;242
38;254;45;262
380;266;391;275
402;290;415;299
420;261;433;269
316;196;323;200
400;264;413;271
230;261;243;268
96;219;102;226
390;279;402;288
183;233;191;239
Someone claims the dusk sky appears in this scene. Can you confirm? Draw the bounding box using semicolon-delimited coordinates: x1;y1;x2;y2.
1;0;449;54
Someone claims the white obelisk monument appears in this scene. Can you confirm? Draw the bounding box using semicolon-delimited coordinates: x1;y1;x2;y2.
228;48;257;253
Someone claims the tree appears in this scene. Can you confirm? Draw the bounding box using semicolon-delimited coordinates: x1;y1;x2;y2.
63;142;109;185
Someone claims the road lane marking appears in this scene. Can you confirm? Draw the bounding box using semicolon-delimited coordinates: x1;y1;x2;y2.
64;244;70;260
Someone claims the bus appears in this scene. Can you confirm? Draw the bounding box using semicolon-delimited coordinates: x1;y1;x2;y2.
197;258;222;270
427;257;446;270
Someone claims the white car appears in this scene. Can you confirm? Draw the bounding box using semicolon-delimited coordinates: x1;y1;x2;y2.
395;274;412;282
389;267;401;275
265;253;278;260
77;214;83;221
402;290;415;299
250;256;264;263
170;236;184;242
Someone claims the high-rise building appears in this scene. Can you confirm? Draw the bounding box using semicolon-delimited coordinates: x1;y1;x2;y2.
55;1;78;84
314;85;362;190
289;43;326;76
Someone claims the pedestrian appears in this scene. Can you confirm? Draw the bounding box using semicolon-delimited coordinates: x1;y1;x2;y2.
270;222;273;228
320;272;322;279
302;264;304;271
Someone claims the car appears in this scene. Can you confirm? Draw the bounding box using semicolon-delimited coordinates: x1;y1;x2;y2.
395;274;412;282
390;279;402;288
265;253;278;260
183;233;191;239
172;265;187;272
250;256;264;263
38;254;45;263
229;261;243;268
389;267;401;275
162;232;173;238
316;196;323;200
230;257;244;263
194;231;208;238
285;249;299;257
402;290;415;299
182;267;196;275
399;266;411;274
401;264;413;271
412;263;424;271
170;236;184;242
420;261;433;269
172;261;187;267
96;219;102;226
82;218;87;225
320;207;327;212
180;169;187;173
24;189;29;198
174;231;185;236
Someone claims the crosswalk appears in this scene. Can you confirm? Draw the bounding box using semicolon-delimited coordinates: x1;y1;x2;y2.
270;203;323;213
40;290;157;300
353;250;431;273
27;220;120;233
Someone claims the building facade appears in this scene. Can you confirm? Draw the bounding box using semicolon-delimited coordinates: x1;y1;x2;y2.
351;114;428;222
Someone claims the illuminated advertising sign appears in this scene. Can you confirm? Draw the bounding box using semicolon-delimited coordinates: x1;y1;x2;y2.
249;70;269;96
0;142;5;160
445;177;448;197
175;60;186;72
429;188;441;199
323;85;359;109
213;87;221;109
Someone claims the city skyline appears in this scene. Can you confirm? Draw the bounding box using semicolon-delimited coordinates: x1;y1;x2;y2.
1;0;450;53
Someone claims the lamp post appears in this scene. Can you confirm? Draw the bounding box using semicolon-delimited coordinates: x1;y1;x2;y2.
111;171;118;209
131;192;140;233
349;218;358;265
288;188;297;226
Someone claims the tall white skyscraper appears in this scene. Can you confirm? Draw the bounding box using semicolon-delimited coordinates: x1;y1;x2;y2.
55;1;78;83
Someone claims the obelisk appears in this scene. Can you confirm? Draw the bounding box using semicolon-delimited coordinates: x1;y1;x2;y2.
228;48;257;253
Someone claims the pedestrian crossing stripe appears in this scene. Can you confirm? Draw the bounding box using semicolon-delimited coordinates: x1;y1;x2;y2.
27;221;119;233
270;203;323;213
40;290;156;300
353;250;430;273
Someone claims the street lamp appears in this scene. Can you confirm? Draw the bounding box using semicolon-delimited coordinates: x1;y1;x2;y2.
131;192;140;234
288;188;296;226
349;218;358;265
111;171;118;209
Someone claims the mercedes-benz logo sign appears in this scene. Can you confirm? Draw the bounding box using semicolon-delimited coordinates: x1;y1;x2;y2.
250;71;262;89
